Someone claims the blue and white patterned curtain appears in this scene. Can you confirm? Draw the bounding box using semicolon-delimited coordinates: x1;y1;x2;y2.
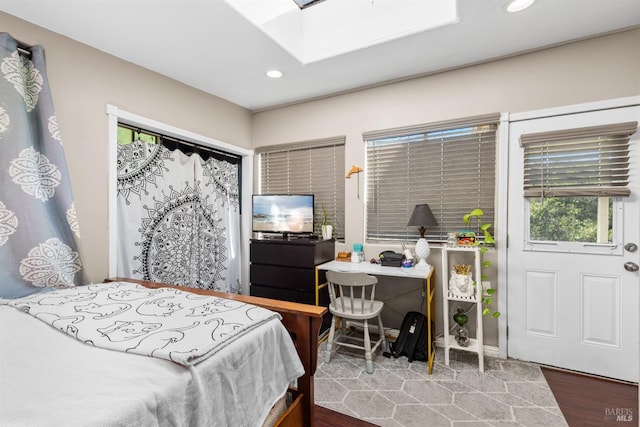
116;138;241;293
0;33;84;299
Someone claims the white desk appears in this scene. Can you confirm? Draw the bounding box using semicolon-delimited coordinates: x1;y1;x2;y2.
315;260;435;374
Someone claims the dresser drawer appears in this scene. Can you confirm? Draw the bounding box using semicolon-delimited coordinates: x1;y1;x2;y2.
250;284;316;305
250;264;318;292
250;239;334;268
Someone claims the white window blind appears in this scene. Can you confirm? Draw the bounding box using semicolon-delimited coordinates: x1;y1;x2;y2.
256;136;345;238
521;121;638;197
364;114;499;242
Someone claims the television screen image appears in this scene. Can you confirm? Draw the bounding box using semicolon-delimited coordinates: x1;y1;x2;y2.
252;194;314;235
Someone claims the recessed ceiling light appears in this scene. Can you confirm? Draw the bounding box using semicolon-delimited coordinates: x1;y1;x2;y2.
506;0;535;13
265;70;284;79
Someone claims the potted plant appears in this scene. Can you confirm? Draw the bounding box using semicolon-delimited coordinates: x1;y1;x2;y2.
320;203;332;240
453;308;470;347
462;208;500;318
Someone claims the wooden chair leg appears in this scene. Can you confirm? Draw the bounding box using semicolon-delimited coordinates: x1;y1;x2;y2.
377;314;387;352
325;314;337;363
363;319;373;374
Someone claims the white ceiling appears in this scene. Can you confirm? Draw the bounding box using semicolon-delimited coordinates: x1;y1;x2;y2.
2;0;639;111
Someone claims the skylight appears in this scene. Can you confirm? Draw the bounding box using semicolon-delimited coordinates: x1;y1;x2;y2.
292;0;324;10
226;0;458;64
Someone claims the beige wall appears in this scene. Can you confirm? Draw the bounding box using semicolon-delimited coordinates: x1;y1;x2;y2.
252;29;640;344
0;12;253;284
4;10;639;347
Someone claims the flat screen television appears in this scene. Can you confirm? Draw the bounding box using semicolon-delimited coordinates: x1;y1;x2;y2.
252;194;315;238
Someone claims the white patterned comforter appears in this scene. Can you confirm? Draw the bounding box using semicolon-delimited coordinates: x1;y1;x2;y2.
0;281;280;366
0;282;304;427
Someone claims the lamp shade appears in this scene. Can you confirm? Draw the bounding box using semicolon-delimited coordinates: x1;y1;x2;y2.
407;204;438;237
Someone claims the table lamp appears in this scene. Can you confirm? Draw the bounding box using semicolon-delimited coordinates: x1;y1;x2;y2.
407;204;438;270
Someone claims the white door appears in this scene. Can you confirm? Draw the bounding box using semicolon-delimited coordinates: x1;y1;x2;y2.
507;105;639;382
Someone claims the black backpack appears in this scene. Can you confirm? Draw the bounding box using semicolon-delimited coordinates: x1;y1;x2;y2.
385;311;432;362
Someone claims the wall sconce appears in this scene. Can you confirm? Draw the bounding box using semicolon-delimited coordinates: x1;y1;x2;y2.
345;165;363;198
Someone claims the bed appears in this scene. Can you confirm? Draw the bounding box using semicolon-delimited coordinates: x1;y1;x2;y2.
0;277;326;427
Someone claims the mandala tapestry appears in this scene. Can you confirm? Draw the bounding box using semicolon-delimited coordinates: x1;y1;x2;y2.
116;138;240;293
0;33;84;299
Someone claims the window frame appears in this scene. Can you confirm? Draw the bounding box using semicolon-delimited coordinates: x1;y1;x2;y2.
256;136;346;240
106;104;253;284
524;196;623;255
519;121;636;256
364;113;500;244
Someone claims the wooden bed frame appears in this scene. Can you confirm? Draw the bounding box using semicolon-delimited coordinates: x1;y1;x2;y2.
108;277;327;427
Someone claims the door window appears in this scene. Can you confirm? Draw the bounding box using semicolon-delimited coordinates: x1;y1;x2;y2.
520;121;636;255
525;196;622;254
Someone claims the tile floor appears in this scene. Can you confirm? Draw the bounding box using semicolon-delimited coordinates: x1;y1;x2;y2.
315;341;568;427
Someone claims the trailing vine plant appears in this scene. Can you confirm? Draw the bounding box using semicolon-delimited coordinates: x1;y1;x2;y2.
463;208;500;318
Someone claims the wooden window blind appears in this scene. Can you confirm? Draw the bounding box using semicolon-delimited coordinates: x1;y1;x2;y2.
364;114;499;242
256;136;345;238
521;121;638;198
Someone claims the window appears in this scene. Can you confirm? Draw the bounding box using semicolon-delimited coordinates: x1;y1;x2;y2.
117;124;242;164
256;136;345;239
364;114;499;242
117;125;157;145
521;121;637;249
117;123;243;207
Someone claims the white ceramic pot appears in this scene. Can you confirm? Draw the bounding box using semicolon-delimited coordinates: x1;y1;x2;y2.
449;271;474;298
321;225;333;240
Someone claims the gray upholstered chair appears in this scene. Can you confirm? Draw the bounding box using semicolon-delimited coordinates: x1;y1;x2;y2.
324;271;387;374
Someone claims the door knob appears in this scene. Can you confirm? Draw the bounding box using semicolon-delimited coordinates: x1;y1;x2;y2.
624;243;638;252
624;262;639;272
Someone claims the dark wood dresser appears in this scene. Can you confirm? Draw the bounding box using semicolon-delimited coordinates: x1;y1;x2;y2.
250;237;335;334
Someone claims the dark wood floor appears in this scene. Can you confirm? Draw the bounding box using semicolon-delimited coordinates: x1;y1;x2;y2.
541;366;638;427
314;405;377;427
314;367;638;426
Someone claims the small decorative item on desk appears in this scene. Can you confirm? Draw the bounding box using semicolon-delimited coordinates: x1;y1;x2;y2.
447;232;458;247
453;308;470;347
402;248;414;268
336;251;351;262
456;231;476;246
379;251;403;267
351;243;364;263
449;264;474;298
